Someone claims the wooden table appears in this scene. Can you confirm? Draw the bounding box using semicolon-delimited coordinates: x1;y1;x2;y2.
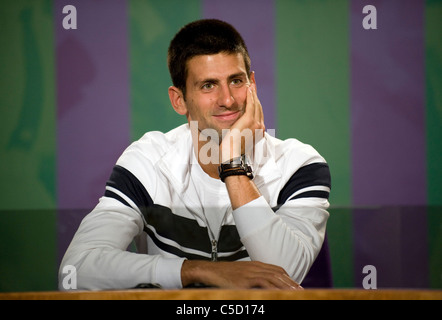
1;288;441;300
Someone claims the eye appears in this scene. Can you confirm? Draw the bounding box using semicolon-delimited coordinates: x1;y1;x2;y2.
201;82;215;90
231;78;243;86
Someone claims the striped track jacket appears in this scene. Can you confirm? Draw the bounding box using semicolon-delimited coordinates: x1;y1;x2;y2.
59;123;331;289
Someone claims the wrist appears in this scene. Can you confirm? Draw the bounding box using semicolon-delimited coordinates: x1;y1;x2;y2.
218;154;253;182
181;260;195;287
181;260;212;287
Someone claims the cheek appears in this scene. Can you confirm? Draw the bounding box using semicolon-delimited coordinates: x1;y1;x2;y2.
196;96;215;112
187;98;209;119
233;87;248;106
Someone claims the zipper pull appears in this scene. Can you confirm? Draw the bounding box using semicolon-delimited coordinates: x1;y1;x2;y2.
211;239;218;262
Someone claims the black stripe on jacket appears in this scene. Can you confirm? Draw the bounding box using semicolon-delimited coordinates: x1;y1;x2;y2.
277;162;331;205
104;165;248;261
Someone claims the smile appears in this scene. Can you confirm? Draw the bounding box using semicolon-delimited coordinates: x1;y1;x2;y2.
213;111;241;122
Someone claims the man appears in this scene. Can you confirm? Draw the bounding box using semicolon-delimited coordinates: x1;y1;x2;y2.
59;19;331;290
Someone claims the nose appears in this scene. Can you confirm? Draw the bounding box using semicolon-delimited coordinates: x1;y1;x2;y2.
217;84;235;109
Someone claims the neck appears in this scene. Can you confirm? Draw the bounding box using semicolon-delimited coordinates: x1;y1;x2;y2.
192;133;221;180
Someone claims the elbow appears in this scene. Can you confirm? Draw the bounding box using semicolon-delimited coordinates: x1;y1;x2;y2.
58;248;100;291
288;242;316;284
58;252;80;290
243;232;317;284
58;262;78;291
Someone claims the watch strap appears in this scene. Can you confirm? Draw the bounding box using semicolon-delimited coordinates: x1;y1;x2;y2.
218;155;253;182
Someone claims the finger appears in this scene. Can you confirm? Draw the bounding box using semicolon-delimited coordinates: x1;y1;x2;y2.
250;86;265;136
248;277;280;290
259;275;299;290
252;269;299;290
255;264;301;290
251;85;261;121
280;274;303;290
256;94;265;125
245;85;255;117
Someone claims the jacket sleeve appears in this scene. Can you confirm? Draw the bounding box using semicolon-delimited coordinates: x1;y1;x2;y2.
232;162;331;284
58;163;186;290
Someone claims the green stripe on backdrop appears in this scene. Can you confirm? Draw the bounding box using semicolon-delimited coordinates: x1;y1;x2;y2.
426;0;442;290
326;208;355;288
129;0;201;140
425;0;442;206
428;207;442;289
276;0;351;287
0;209;56;292
275;0;351;207
426;0;442;289
0;1;56;210
0;0;56;292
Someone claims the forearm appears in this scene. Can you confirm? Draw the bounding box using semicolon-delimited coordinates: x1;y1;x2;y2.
232;196;329;283
221;157;329;283
59;201;185;290
60;245;160;290
224;174;260;210
221;166;313;279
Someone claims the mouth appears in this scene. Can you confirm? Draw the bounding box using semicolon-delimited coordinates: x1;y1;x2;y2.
213;110;241;122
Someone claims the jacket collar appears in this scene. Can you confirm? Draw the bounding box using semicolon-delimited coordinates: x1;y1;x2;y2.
157;124;194;195
158;124;282;196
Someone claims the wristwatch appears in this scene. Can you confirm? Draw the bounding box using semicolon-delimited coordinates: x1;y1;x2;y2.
218;154;253;182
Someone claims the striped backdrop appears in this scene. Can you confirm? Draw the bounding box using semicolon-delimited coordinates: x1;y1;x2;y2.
0;0;441;291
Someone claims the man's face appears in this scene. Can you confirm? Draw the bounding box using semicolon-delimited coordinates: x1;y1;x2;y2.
182;53;254;138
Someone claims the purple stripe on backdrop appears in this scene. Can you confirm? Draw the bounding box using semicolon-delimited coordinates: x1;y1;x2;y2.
55;0;130;210
203;0;276;132
352;207;429;288
351;1;428;288
350;0;426;206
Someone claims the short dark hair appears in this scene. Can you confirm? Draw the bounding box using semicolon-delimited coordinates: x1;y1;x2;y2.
167;19;251;97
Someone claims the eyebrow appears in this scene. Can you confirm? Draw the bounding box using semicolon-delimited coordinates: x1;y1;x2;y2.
194;72;247;87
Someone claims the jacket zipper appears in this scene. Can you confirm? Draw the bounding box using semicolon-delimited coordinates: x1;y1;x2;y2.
211;239;218;262
206;207;229;262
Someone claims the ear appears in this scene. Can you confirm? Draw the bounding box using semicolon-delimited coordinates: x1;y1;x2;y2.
168;86;187;115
